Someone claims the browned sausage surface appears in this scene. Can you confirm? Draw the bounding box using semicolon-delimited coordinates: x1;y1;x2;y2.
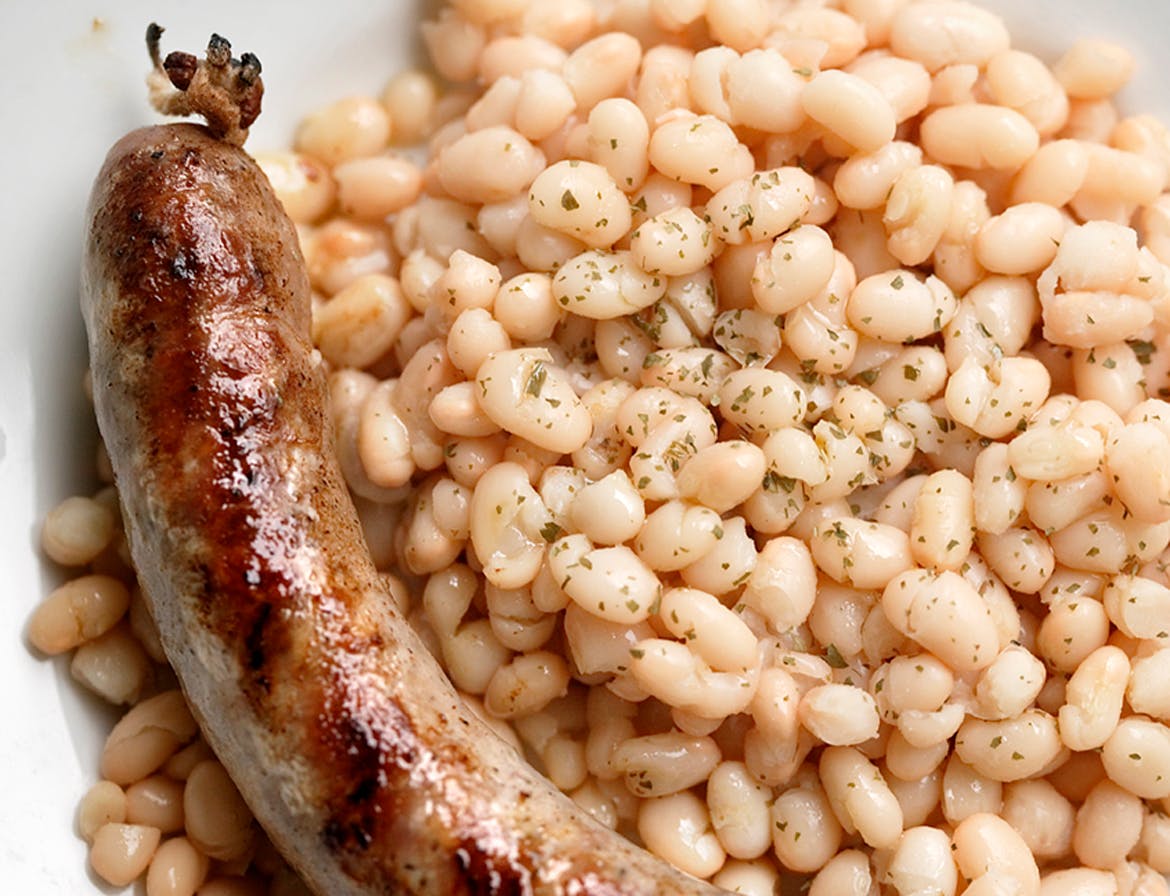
81;117;724;895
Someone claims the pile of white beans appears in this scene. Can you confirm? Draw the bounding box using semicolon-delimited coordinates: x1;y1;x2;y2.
32;0;1170;894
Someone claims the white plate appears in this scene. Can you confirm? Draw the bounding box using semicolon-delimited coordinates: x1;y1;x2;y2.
1;1;1167;891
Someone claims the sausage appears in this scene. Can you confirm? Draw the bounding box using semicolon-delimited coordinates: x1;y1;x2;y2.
80;29;724;896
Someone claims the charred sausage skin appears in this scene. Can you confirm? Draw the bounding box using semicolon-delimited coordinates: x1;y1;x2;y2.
81;121;723;895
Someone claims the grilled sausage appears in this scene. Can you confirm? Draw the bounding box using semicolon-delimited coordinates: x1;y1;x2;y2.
81;29;723;896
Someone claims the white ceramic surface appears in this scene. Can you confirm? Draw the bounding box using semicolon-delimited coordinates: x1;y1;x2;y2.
1;1;1167;891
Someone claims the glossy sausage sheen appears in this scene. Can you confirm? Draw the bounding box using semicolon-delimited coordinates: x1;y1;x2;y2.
81;122;723;895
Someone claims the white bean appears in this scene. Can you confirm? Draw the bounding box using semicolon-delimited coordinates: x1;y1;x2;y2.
476;349;592;454
881;569;999;672
706;762;773;860
819;746;903;850
1059;645;1130;751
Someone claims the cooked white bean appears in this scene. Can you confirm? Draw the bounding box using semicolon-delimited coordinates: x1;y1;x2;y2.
381;68;439;145
563;32;642;112
356;379;415;490
485;580;553;653
1114;860;1170;896
634;500;723;572
771;784;843;873
920;104;1040;171
611;732;721;798
1127;650;1170;721
716;368;805;436
587;98;650;193
630;207;716;277
820;746;903;850
872;654;955;724
437;126;545;203
834;142;924;212
528;160;632;249
70;624;153;706
563;604;652;677
973;645;1047;721
41;495;117;567
1043;869;1122;896
741;537;817;633
886;826;958;896
420;10;484;81
909;470;974;571
1007;421;1104;482
952;813;1040;896
28;574;130;656
811;517;913;590
676;441;766;514
90;823;162;888
255;152;335;225
100;691;198;786
552;249;667;320
941;753;1003;825
1012;139;1090;207
726;49;808;134
799;684;880;746
706;762;772;860
972;443;1026;536
881;569;999;672
708;168;816;247
680;514;757;596
334;155;422;221
751;224;836;315
475;349;591;454
1002;779;1075;863
944;275;1039;372
314;274;411;370
802;70;896;154
1074;779;1144;870
1107;423;1170;523
884;165;954;267
570;470;644;546
1026;471;1107;537
145;835;209;896
549;534;662;625
977;526;1055;594
954;710;1063;782
885;730;949;783
1104;574;1170;641
985;49;1069;136
469;462;553;589
1036;595;1110;673
1141;809;1170;873
478;33;566;84
630;638;757;719
848;271;957;343
976;203;1066;275
295;95;391;167
183;760;253;862
1059;645;1130;751
659;587;757;673
79;781;127;842
889;1;1009;72
641;346;736;403
649;113;754;192
711;859;781;896
1054;38;1135;100
387;338;459;473
638;792;726;879
483;651;570;719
